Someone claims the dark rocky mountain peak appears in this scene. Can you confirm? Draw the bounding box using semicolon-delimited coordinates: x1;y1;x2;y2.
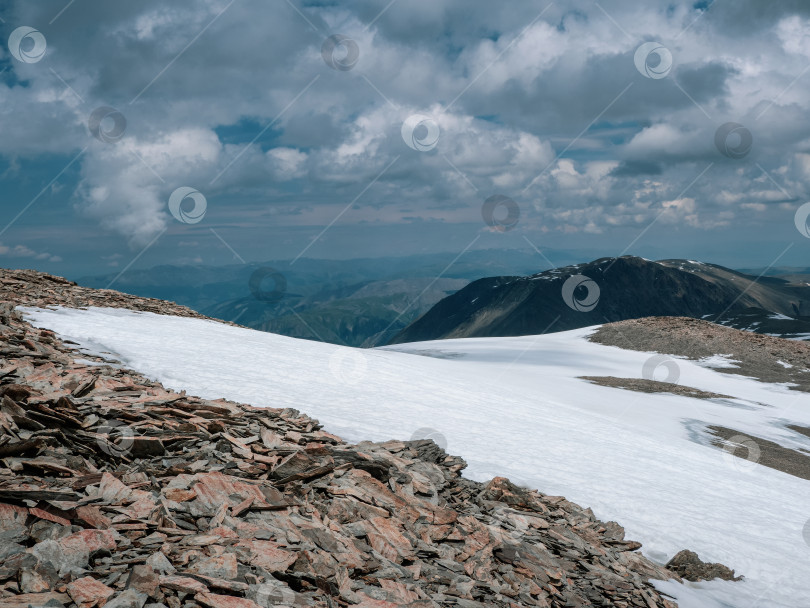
390;256;810;344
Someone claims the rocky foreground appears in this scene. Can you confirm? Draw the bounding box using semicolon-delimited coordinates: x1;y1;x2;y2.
0;269;738;608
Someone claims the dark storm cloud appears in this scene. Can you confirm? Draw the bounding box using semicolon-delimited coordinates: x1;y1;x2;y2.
610;161;663;177
675;62;735;105
707;0;810;35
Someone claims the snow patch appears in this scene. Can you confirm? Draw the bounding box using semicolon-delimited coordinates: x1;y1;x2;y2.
19;306;810;608
696;354;741;369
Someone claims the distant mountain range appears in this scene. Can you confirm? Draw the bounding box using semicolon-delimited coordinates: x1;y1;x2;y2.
204;277;470;347
390;256;810;344
77;249;578;347
76;254;810;346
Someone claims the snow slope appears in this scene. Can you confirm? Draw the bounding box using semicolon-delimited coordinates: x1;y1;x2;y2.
21;306;810;608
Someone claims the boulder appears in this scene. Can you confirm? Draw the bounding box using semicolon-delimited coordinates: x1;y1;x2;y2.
665;549;743;581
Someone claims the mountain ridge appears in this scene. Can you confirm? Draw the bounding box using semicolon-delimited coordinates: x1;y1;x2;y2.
390;256;810;344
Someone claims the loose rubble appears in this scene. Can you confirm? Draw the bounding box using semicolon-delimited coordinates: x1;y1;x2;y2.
0;269;217;322
664;551;742;582
0;268;712;607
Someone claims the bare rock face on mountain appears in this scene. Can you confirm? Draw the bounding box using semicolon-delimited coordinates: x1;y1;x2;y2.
389;256;810;344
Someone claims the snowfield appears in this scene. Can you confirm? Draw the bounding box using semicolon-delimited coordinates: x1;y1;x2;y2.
21;306;810;608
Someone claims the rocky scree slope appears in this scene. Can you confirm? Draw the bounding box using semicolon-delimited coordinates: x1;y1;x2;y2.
589;316;810;392
0;268;736;608
0;269;219;322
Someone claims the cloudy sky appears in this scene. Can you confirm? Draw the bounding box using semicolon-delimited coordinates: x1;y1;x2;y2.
1;0;810;277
